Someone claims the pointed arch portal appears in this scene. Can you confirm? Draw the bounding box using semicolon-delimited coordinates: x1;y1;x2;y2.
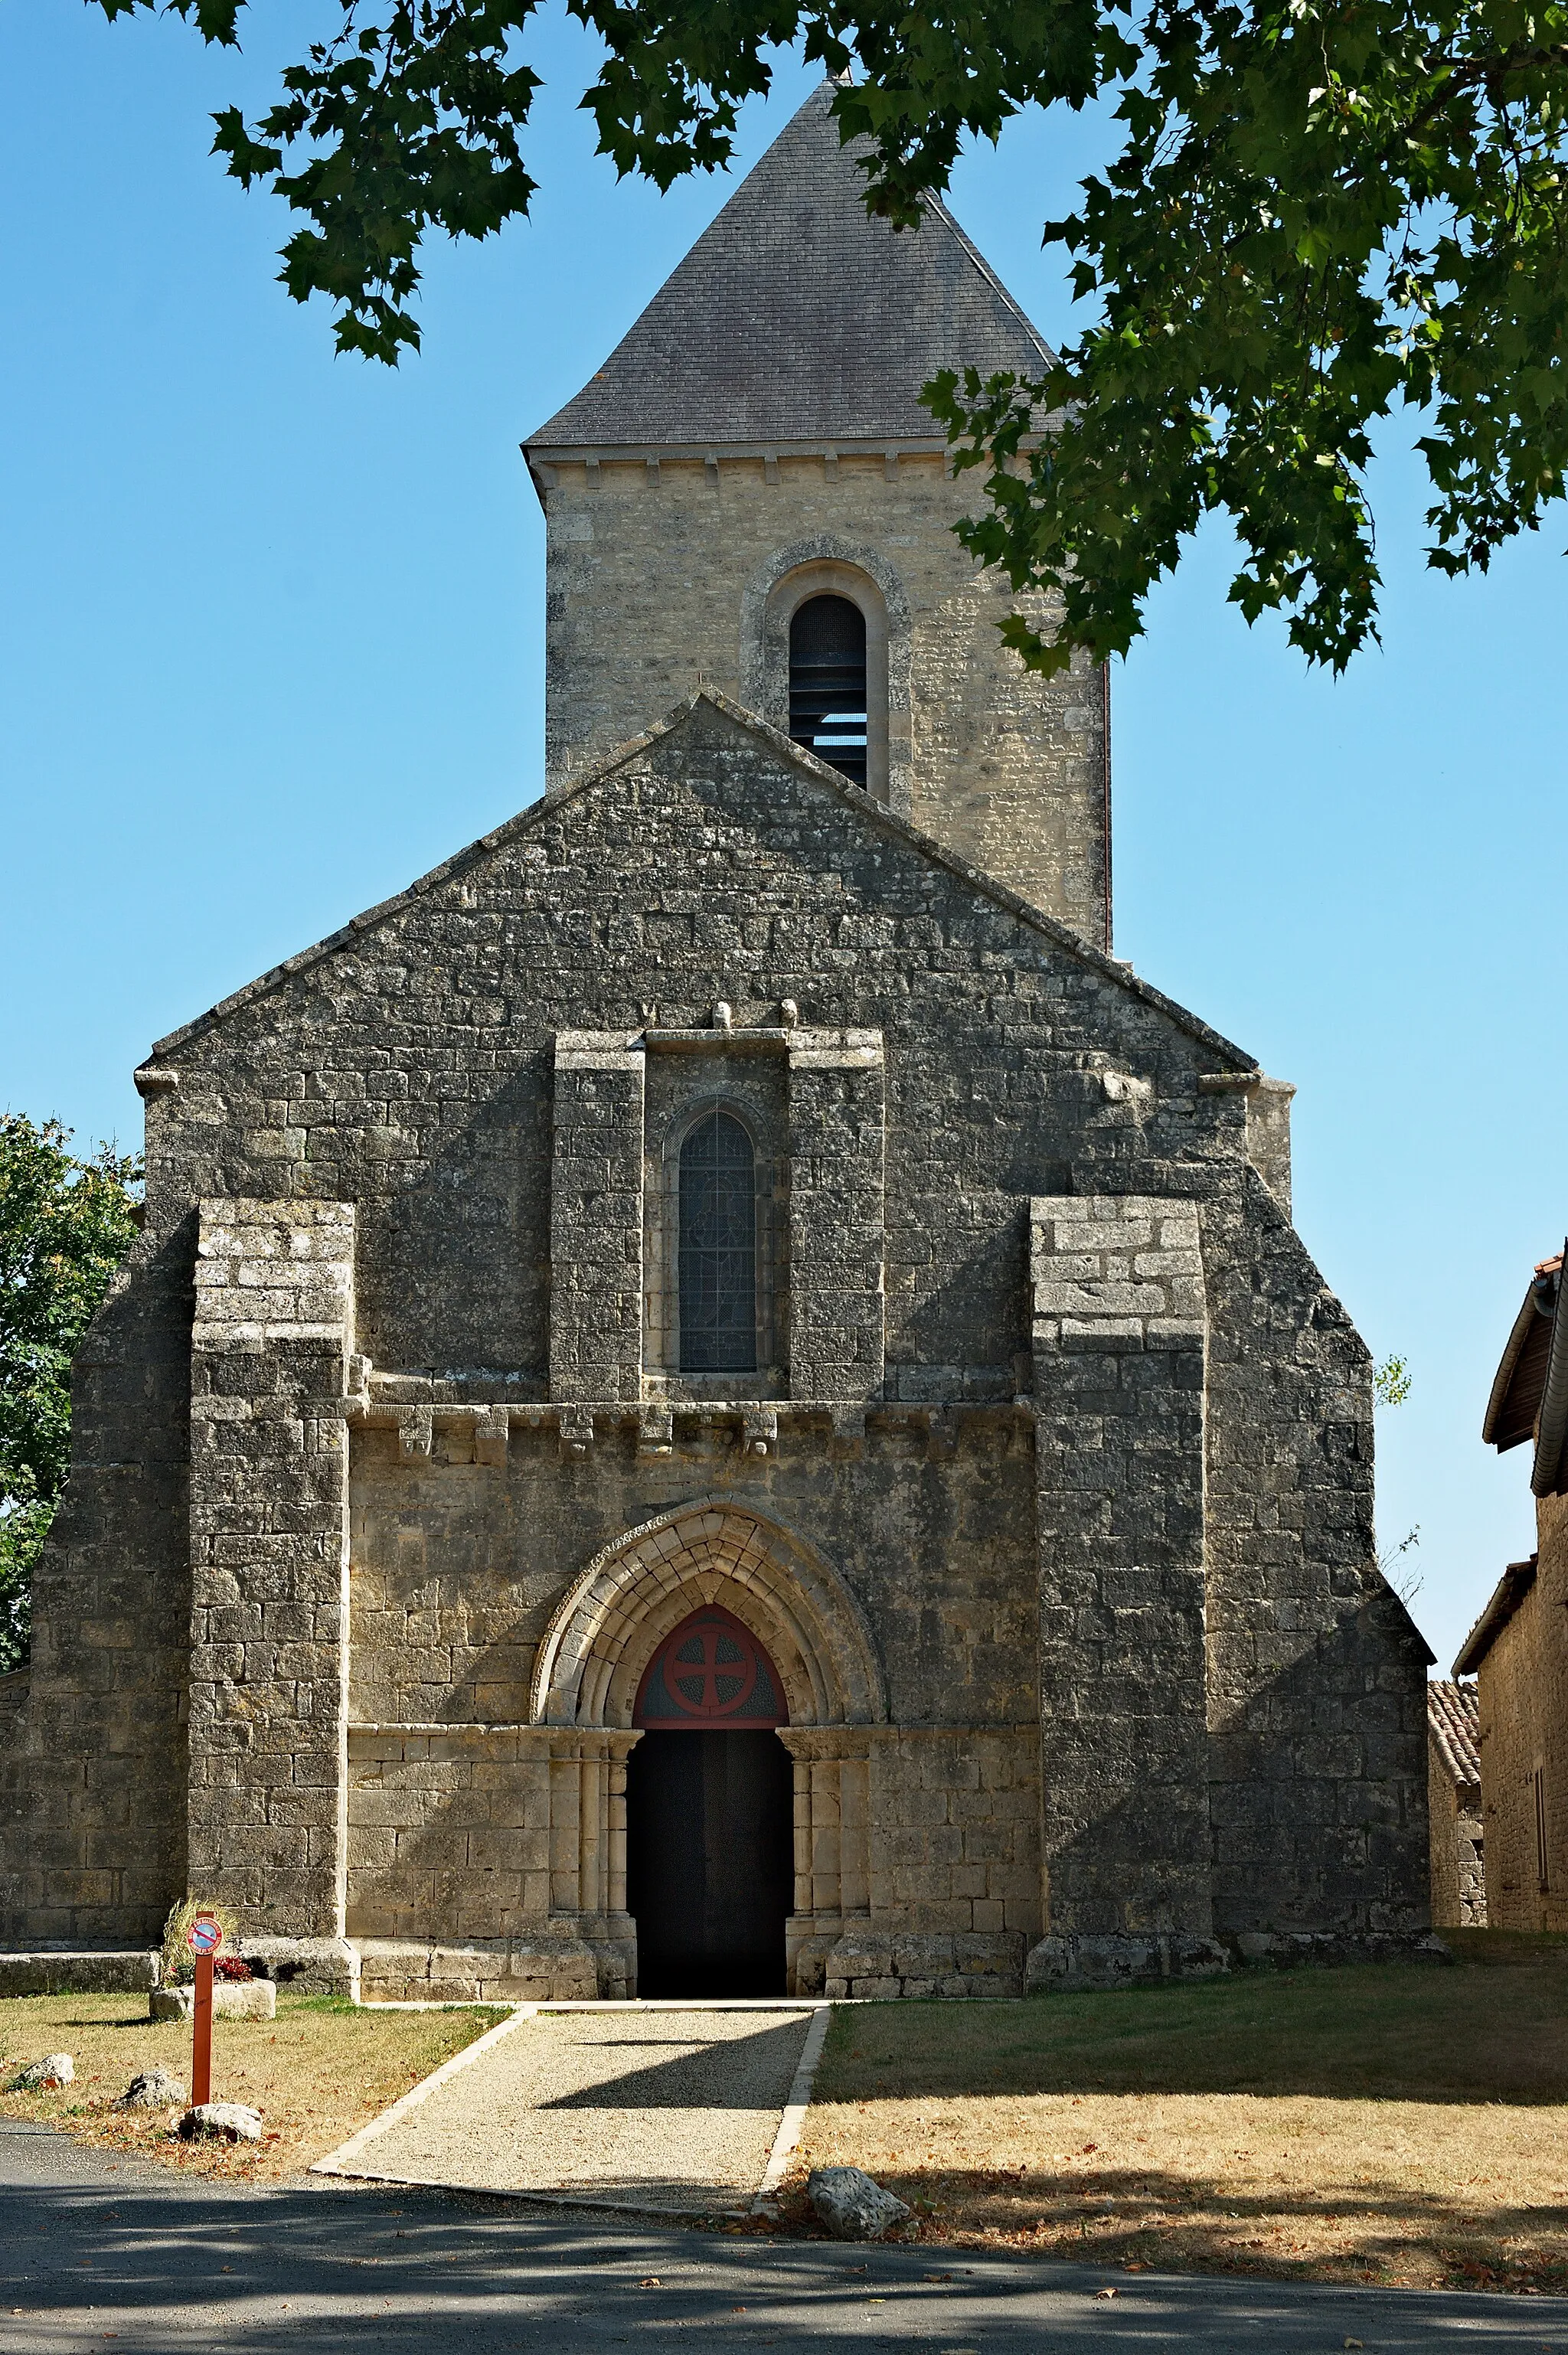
628;1603;792;1994
532;1503;884;1997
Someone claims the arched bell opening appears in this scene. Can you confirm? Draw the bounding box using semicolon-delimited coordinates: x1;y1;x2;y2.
789;593;869;786
626;1603;794;1997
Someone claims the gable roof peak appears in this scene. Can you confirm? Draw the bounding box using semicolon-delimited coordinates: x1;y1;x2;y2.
526;80;1054;452
141;688;1257;1073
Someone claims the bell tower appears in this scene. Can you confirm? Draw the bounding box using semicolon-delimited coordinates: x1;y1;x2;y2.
524;81;1111;948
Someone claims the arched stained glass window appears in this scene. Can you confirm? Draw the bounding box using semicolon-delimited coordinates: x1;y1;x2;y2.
789;593;868;787
678;1111;757;1372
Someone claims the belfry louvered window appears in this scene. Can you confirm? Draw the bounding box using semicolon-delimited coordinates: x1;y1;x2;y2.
789;593;868;786
678;1111;757;1372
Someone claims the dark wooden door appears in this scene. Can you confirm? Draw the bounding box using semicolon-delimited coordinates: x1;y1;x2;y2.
627;1730;794;1997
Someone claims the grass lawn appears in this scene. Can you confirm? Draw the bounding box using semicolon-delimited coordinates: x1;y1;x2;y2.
0;1990;505;2181
788;1932;1568;2292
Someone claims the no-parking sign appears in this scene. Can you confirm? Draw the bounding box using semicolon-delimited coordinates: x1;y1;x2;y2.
186;1913;224;1957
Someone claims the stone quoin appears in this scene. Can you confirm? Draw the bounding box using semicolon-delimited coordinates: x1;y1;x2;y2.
0;81;1433;1999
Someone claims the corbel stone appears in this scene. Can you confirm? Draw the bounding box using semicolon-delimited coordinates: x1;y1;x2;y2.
559;1406;596;1461
474;1407;509;1468
923;1406;958;1461
742;1407;778;1459
638;1405;674;1458
398;1408;433;1462
828;1406;866;1458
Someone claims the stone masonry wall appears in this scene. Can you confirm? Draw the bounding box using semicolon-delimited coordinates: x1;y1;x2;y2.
1204;1174;1432;1937
346;1721;636;1971
0;697;1429;1950
536;456;1109;941
1475;1491;1568;1930
786;1031;886;1400
1427;1739;1486;1928
1032;1197;1213;1952
549;1034;645;1402
186;1200;355;1938
346;1415;1040;1746
1026;1196;1205;1949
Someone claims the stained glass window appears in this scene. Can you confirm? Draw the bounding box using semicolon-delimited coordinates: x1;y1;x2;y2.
634;1606;786;1726
678;1110;757;1372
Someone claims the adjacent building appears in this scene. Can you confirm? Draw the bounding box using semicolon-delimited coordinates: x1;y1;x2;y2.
1426;1680;1485;1928
1460;1249;1568;1929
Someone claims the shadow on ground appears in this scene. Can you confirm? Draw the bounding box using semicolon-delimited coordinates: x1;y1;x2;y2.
5;2125;1568;2353
536;2019;808;2111
769;2157;1568;2295
817;1953;1568;2107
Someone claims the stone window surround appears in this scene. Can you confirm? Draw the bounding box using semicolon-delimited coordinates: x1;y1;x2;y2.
740;537;913;817
549;1022;885;1409
643;1080;788;1401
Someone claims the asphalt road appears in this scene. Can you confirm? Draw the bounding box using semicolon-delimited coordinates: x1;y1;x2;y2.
2;2118;1565;2354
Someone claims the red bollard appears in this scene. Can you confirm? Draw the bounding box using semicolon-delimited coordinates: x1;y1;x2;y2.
192;1951;214;2105
188;1916;220;2107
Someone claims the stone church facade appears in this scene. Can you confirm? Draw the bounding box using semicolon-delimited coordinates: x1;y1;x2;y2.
0;84;1432;2001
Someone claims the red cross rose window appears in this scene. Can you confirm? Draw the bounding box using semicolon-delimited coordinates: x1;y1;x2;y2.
633;1605;788;1728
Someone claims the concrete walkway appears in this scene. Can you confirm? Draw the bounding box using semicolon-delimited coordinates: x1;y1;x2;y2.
317;2004;819;2213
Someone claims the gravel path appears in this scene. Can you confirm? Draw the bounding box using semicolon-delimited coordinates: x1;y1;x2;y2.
325;2005;815;2212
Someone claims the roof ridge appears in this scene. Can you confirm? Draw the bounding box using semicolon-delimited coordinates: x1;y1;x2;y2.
141;690;1258;1070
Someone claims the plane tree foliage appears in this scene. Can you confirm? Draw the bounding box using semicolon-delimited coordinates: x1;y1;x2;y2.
85;0;1568;668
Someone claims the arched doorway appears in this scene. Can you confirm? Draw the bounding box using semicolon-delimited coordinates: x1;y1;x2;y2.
626;1604;793;1997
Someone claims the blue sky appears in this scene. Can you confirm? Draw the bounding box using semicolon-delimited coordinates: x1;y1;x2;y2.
2;2;1563;1672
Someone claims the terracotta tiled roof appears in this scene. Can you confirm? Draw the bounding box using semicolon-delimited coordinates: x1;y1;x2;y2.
526;80;1054;452
1428;1678;1481;1788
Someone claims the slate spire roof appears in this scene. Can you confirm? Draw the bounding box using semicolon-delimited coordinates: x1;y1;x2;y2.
527;80;1054;451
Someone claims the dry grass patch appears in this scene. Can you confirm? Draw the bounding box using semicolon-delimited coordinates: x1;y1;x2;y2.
789;1939;1568;2292
0;1990;505;2180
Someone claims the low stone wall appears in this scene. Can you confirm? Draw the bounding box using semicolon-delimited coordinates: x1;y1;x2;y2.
355;1936;612;2004
239;1935;360;1991
1027;1933;1229;1991
0;1949;160;1996
817;1929;1027;1999
1024;1926;1449;1990
1225;1929;1452;1969
151;1979;276;2021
